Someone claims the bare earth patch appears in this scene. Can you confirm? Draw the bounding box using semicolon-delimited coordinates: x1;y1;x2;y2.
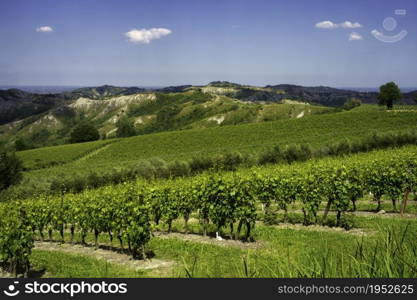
154;232;263;249
34;241;174;273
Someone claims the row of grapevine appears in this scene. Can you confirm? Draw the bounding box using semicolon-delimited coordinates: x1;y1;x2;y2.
0;204;33;276
16;155;417;241
17;139;115;170
21;185;151;259
251;157;417;225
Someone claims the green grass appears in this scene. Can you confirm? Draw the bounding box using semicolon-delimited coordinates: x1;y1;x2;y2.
30;249;146;278
148;217;415;277
30;214;417;278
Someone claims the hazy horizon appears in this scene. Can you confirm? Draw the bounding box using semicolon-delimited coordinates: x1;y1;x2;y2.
2;83;417;95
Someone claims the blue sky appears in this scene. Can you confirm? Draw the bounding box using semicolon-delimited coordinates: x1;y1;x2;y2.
0;0;416;88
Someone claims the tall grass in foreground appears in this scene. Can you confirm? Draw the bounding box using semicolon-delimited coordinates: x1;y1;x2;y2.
25;220;417;278
178;223;417;278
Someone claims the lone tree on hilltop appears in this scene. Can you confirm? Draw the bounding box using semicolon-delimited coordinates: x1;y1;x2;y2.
378;82;402;110
70;120;100;143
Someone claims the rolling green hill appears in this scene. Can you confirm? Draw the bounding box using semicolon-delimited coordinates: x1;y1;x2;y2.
14;105;417;188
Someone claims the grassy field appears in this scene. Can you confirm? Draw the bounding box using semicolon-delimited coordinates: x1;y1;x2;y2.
17;105;417;184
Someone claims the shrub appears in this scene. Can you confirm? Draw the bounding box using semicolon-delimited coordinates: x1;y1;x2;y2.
69;176;86;193
222;151;244;171
332;139;351;156
149;158;169;178
188;156;213;173
168;160;190;177
50;177;67;193
258;145;284;165
299;144;313;161
116;116;136;138
108;169;129;184
283;145;300;163
0;152;23;192
86;172;103;189
14;138;31;151
135;160;156;180
214;151;244;171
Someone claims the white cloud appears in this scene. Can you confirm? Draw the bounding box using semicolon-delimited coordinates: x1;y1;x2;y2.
340;21;362;29
315;21;339;29
36;26;53;32
349;32;363;41
124;28;172;44
371;29;383;37
316;20;363;29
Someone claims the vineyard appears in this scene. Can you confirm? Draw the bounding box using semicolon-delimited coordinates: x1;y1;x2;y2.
2;146;417;277
17;105;417;176
17;139;117;170
5;105;416;201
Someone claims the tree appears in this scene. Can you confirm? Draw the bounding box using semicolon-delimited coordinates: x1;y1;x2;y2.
116;117;136;137
14;138;30;151
378;82;402;110
0;152;23;191
69;121;100;143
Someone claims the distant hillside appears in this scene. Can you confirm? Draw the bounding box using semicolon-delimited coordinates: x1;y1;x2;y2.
0;89;67;125
197;82;416;106
155;85;192;93
0;85;149;125
404;90;417;103
1;81;416;151
1;82;415;126
0;88;333;150
62;85;147;100
193;82;406;106
264;84;377;106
